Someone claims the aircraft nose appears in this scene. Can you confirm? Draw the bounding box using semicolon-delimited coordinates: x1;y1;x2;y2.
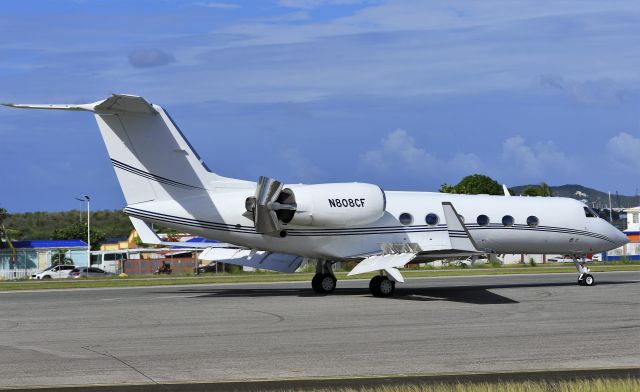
614;230;630;247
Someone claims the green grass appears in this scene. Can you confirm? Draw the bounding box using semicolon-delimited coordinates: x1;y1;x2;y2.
286;378;639;392
0;263;638;291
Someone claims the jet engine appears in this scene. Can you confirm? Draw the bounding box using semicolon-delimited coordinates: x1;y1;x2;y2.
246;177;386;235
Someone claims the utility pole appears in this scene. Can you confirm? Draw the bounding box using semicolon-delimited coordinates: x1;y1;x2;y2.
75;195;91;269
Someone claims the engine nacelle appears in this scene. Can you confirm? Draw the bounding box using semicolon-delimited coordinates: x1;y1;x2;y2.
283;183;386;227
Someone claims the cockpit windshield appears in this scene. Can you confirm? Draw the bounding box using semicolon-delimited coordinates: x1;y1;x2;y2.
584;206;599;218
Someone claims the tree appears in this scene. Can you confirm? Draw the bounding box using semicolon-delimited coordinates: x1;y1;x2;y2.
52;222;106;250
438;183;456;193
50;249;73;266
0;208;16;257
522;182;553;197
440;174;503;195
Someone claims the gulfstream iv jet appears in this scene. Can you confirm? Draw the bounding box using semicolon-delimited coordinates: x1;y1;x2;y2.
4;95;629;296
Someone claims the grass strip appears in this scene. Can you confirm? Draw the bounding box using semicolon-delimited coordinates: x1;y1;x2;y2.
286;377;639;392
0;264;638;291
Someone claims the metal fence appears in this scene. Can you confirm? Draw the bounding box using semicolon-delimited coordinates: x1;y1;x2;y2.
0;268;37;280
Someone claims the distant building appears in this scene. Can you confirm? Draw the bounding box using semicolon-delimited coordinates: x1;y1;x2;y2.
99;230;139;251
602;206;640;261
0;239;88;279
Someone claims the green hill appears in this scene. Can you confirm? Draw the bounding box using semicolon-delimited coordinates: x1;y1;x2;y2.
511;184;640;208
4;210;133;241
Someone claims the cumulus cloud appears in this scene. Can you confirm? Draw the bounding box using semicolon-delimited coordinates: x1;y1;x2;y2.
282;148;328;182
278;0;366;9
539;75;625;105
501;136;572;178
360;129;481;175
193;2;239;9
607;132;640;172
127;48;176;68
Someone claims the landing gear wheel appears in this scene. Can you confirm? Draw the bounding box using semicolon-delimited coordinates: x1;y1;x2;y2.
311;273;336;294
369;275;395;297
583;274;595;286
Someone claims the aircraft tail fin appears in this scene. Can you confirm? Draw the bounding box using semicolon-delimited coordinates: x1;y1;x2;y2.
4;94;250;205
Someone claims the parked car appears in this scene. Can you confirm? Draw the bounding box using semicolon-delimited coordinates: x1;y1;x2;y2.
197;261;218;274
32;265;76;280
69;267;113;278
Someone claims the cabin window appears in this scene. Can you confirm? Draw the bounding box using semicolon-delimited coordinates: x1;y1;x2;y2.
502;215;514;227
527;216;539;227
584;206;599;218
425;213;439;225
399;213;413;225
476;215;490;226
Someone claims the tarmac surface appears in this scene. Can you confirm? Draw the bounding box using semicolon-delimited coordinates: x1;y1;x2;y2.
0;271;638;390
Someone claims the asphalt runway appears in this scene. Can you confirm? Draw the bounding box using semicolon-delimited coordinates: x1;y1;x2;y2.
0;271;638;390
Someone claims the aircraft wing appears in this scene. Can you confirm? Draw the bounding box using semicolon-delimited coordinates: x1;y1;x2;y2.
199;248;304;273
348;202;484;282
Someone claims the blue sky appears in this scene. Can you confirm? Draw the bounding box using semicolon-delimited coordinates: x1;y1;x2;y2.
1;0;639;212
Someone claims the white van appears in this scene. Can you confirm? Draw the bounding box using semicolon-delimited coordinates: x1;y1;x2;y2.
90;251;128;273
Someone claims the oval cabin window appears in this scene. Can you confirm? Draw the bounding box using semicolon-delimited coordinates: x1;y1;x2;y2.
425;213;439;226
399;213;413;225
502;215;514;227
476;214;490;226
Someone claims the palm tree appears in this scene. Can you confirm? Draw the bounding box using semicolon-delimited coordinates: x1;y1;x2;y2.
539;182;553;197
0;208;16;258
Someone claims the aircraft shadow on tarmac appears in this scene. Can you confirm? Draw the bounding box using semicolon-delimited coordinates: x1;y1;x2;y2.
166;280;635;305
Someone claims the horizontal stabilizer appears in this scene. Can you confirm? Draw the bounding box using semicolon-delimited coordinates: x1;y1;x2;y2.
130;217;161;245
348;253;417;283
3;94;157;114
129;217;235;249
199;248;304;273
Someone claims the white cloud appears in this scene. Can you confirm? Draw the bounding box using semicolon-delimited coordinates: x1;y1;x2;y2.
282;148;328;182
360;128;481;175
193;2;239;9
127;48;176;68
501;136;572;179
540;75;624;105
607;132;640;172
278;0;368;10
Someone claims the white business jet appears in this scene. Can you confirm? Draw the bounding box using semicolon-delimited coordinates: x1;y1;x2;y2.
4;95;629;296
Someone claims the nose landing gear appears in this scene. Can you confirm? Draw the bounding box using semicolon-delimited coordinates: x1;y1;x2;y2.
573;256;595;286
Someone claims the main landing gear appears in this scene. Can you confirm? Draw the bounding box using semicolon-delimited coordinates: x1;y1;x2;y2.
573;256;595;286
311;260;337;294
369;273;396;297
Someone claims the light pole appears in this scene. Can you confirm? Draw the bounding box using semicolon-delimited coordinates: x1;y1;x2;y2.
75;195;91;271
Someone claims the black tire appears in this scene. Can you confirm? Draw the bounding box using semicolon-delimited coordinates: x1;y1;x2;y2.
42;275;52;280
311;273;323;293
369;275;382;296
320;274;337;293
378;277;395;297
583;274;595;286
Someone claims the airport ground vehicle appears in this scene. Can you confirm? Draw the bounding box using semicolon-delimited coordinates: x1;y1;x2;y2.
32;265;76;279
